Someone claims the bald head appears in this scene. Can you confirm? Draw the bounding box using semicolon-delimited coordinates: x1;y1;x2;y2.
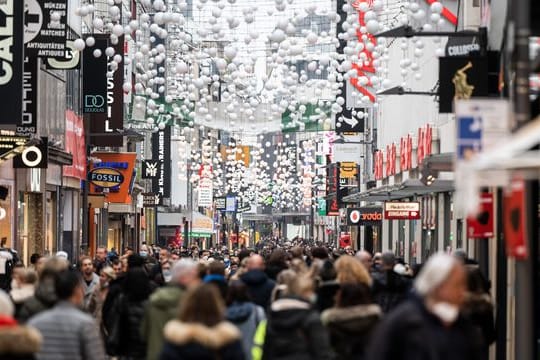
247;254;265;271
355;250;372;270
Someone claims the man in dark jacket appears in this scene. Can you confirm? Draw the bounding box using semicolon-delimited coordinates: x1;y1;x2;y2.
366;253;482;360
371;251;411;313
240;255;275;309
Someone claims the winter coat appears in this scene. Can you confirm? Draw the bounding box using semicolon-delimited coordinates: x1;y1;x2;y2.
461;293;496;360
240;270;275;309
262;297;333;360
0;316;42;360
316;280;340;312
321;304;381;360
82;273;100;311
17;278;57;323
141;286;185;360
226;301;266;360
204;274;229;301
365;296;482;360
371;270;411;313
117;296;148;358
159;320;245;360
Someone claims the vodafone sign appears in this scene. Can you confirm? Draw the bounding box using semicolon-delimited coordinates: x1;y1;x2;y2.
347;208;383;226
384;202;421;220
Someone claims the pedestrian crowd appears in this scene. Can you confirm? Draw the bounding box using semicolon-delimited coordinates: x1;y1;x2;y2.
0;241;495;360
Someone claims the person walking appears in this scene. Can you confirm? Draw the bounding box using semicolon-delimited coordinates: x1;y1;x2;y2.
142;259;201;360
365;252;482;360
80;256;100;311
159;283;245;360
226;281;266;360
370;251;411;313
262;274;333;360
0;289;42;359
87;266;116;328
28;269;106;360
321;283;381;360
240;255;275;309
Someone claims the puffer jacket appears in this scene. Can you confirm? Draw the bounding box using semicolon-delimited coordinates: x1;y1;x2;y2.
117;296;148;358
240;270;275;309
0;316;42;360
321;304;381;360
262;297;333;360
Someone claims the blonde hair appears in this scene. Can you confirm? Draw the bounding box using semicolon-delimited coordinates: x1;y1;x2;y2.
288;274;315;298
335;255;372;286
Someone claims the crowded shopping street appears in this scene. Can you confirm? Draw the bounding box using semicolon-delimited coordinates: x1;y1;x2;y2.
0;0;537;359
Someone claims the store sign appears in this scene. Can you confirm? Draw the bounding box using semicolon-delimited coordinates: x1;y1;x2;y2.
504;179;527;259
386;143;397;176
24;0;67;57
64;110;85;179
384;202;421;220
90;34;124;147
215;197;226;210
399;134;413;172
466;193;494;238
46;40;81;69
374;150;384;180
90;152;136;204
439;56;488;113
13;137;48;168
142;160;160;179
339;162;357;179
142;192;158;207
82;36;107;114
347;207;383;226
151;126;171;205
18;56;38;135
326;159;340;216
445;36;482;57
0;0;24;126
225;196;236;212
197;179;213;208
335;107;364;133
88;168;124;188
417;124;433;167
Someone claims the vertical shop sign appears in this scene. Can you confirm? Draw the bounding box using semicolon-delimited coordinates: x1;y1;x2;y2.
18;56;38;135
151;126;171;205
82;36;107;114
24;0;67;57
0;0;24;126
504;179;528;260
466;193;494;238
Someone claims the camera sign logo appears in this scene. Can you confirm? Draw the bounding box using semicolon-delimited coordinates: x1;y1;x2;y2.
88;168;124;188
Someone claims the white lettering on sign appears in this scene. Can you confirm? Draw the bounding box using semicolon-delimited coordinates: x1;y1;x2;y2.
0;0;13;86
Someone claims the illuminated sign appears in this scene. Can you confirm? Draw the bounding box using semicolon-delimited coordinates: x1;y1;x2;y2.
88;168;124;188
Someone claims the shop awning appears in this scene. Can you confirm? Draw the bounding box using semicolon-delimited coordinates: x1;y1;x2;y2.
343;178;454;203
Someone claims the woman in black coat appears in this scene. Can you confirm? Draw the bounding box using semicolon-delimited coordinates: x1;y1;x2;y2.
321;283;381;360
160;283;245;360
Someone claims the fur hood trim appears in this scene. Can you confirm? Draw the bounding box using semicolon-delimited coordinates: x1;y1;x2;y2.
321;304;382;325
164;320;241;348
0;325;42;354
271;298;311;312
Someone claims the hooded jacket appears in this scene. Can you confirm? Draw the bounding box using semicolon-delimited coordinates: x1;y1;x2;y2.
321;304;381;360
371;270;411;313
17;278;57;323
240;270;275;309
159;320;245;360
262;297;333;360
0;316;42;360
226;302;265;360
142;286;185;360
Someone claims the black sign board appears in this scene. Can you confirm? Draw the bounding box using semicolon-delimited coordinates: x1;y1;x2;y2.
151;126;171;205
438;56;488;113
18;56;38;135
83;36;107;114
142;159;160;179
347;207;383;226
24;0;67;57
335;107;365;133
445;36;482;57
13;137;48;168
90;34;124;147
0;0;24;126
215;197;226;210
326;157;340;216
142;193;158;208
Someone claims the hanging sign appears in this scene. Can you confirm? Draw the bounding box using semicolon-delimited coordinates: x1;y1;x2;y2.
13;137;48;168
18;56;39;135
504;179;528;260
466;193;494;238
142;193;158;208
197;178;213;208
82;36;107;114
215;197;226;211
142;159;160;179
151;126;171;205
347;207;383;226
0;0;24;126
384;202;421;220
24;0;67;57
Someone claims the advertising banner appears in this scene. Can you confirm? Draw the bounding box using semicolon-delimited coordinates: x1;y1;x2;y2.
0;0;24;126
466;193;494;238
151;126;171;205
504;179;528;260
64;110;86;179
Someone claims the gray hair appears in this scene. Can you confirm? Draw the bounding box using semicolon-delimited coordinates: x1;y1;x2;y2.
171;258;197;283
414;252;458;296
